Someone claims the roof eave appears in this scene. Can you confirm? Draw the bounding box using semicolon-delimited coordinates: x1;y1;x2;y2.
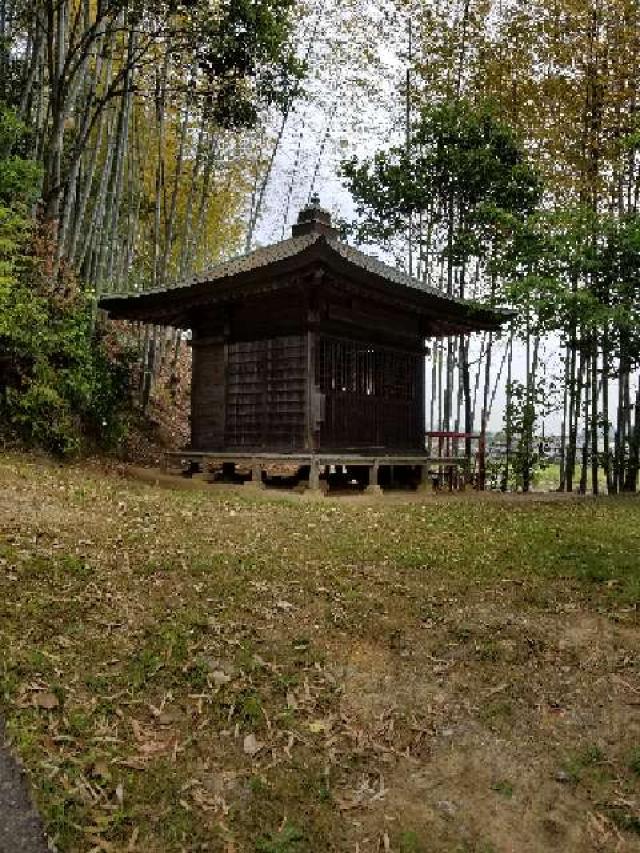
99;235;515;334
316;238;511;333
99;241;323;326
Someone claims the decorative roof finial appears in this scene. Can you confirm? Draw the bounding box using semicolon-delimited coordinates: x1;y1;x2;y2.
292;195;339;238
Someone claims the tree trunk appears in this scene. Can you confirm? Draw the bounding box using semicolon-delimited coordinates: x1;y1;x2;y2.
623;377;640;492
590;339;599;495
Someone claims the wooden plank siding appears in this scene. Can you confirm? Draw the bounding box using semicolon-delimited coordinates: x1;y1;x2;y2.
189;282;427;455
190;338;226;450
317;334;424;452
224;335;308;450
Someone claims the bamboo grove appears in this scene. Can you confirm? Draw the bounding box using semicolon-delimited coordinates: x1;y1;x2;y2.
0;0;639;491
342;0;640;493
9;0;302;290
0;0;304;433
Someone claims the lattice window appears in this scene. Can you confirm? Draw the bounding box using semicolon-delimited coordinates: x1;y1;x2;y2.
317;335;422;450
318;336;418;401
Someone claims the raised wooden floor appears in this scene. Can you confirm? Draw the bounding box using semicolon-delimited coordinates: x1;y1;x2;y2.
162;450;471;493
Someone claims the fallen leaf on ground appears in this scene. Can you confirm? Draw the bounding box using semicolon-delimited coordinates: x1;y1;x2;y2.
34;692;59;710
243;733;263;756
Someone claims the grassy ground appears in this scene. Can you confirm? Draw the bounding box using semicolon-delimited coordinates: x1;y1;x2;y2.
531;463;609;493
0;454;639;853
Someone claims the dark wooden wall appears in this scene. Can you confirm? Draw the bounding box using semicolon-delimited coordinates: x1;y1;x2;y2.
225;335;307;449
228;290;309;341
316;334;424;452
191;338;226;450
188;276;426;454
190;288;311;452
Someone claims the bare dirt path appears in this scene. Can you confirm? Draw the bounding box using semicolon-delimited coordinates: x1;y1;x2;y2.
0;722;48;853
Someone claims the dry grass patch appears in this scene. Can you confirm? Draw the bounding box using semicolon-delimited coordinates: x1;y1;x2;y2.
0;453;639;852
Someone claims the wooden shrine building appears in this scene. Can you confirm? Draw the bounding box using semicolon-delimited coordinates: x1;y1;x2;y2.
101;199;511;491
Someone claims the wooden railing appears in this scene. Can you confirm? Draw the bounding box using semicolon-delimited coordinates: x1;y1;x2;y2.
425;431;487;490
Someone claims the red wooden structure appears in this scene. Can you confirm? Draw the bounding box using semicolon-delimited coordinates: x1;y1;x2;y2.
425;431;487;490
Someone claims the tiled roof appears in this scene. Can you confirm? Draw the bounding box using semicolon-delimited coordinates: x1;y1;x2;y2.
186;233;463;303
98;197;515;332
131;233;320;298
326;238;457;302
107;232;467;306
100;230;513;329
187;233;321;289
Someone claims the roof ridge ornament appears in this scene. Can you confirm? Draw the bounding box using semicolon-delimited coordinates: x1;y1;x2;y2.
291;196;340;238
